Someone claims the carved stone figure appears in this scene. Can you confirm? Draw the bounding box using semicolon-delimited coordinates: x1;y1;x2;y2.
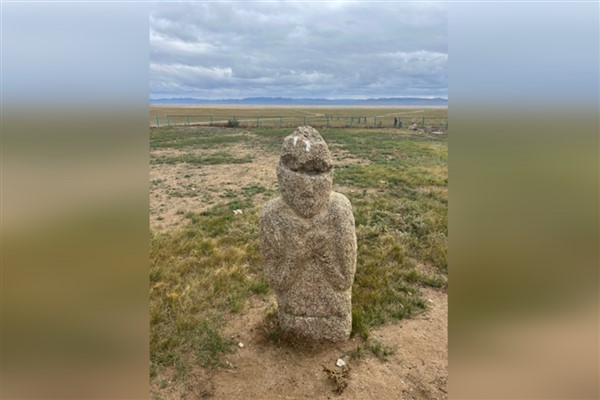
259;126;357;342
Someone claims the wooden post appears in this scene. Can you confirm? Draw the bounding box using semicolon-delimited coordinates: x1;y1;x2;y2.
156;115;160;128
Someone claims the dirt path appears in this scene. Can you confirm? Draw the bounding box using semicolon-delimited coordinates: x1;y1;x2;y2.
376;110;425;118
293;109;326;117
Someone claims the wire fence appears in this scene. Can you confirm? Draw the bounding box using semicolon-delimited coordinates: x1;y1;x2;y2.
150;115;448;131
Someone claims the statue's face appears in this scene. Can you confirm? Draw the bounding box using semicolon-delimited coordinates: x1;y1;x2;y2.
277;163;332;218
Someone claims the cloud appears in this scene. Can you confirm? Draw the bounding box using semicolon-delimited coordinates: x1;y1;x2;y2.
150;63;233;83
149;2;447;99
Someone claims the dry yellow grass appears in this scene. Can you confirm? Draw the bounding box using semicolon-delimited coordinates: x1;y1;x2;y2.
149;105;448;128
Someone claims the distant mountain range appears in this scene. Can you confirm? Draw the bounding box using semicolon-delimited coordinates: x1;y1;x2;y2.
150;97;448;106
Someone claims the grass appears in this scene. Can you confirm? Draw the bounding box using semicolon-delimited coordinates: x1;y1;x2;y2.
349;339;396;363
150;123;447;382
150;106;448;120
151;152;253;166
150;106;448;129
150;126;249;150
150;204;264;376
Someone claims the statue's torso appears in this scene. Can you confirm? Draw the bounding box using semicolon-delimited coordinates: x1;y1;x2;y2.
261;193;354;318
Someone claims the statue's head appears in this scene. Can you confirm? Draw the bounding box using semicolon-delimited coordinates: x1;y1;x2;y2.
277;126;333;218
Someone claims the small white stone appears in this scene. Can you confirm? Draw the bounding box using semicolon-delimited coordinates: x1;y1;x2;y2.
238;342;244;348
233;209;243;215
336;358;346;368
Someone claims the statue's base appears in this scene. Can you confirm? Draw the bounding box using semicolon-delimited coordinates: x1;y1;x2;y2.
279;311;351;342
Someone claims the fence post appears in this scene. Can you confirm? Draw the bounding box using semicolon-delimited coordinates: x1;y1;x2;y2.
326;116;330;128
304;116;307;125
373;117;377;127
156;115;160;128
280;116;283;127
167;115;170;127
256;116;260;128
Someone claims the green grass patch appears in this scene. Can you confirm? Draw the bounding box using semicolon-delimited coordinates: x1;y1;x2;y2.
348;338;396;363
323;129;446;162
150;202;262;378
329;129;447;338
249;128;291;152
150;126;249;150
241;184;268;197
152;152;253;166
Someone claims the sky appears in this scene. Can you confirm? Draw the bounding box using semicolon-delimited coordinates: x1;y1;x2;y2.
149;2;447;100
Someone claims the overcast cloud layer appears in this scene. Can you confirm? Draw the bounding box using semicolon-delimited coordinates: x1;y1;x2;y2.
150;2;447;100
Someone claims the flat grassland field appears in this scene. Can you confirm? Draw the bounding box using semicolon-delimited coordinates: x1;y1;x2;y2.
150;105;448;128
149;106;448;400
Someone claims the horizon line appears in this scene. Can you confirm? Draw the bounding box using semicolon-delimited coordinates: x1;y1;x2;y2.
150;95;448;99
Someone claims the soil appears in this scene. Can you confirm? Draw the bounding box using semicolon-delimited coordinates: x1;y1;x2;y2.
150;143;280;230
150;138;371;231
151;289;447;400
214;288;447;400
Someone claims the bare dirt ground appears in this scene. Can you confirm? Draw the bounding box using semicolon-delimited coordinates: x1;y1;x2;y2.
150;133;447;399
214;287;447;400
151;289;447;400
149;138;371;231
150;142;279;230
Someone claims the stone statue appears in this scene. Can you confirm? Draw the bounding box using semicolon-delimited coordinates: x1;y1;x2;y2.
259;126;357;342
